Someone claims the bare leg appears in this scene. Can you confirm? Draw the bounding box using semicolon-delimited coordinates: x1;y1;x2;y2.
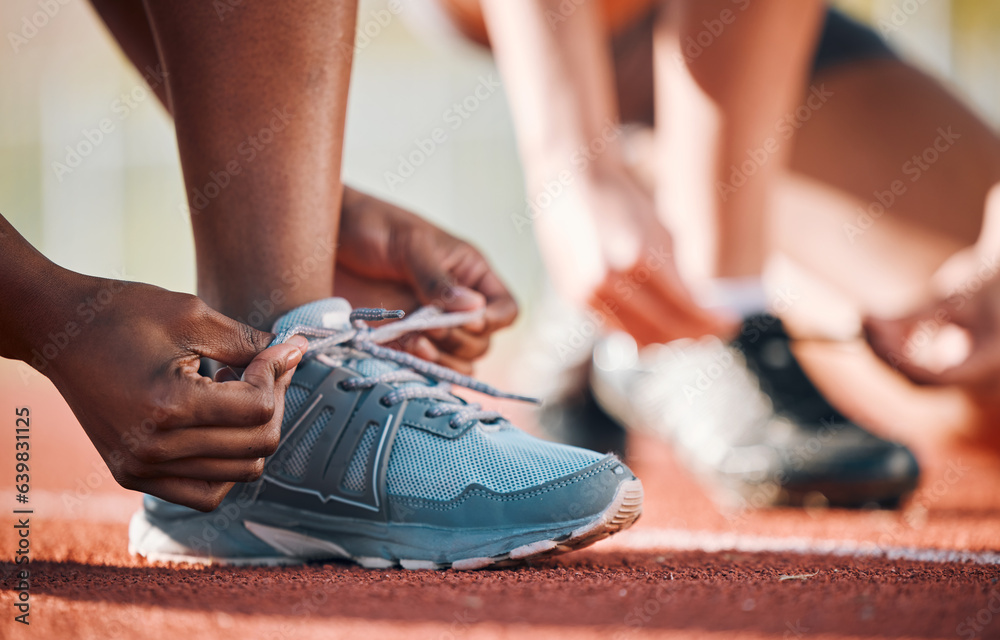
609;9;999;316
777;59;1000;314
653;0;824;282
793;60;1000;247
137;0;356;324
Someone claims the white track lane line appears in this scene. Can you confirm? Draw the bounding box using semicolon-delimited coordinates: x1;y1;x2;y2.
26;490;1000;566
606;528;1000;565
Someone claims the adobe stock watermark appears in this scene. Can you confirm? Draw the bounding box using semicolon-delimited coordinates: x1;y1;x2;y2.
876;0;932;37
383;74;501;192
716;83;834;202
674;0;753;66
51;64;168;183
844;126;962;243
957;590;1000;640
332;0;404;59
7;0;74;54
509;119;624;233
213;0;243;21
60;457;123;516
867;456;970;552
178;107;292;217
727;415;848;524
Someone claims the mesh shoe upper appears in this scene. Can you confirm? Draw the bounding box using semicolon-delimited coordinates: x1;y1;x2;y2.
269;298;605;504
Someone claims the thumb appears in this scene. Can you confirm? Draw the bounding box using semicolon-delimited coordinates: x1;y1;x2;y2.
864;299;944;361
438;284;486;312
410;259;487;332
922;348;1000;387
192;310;276;367
863;315;913;366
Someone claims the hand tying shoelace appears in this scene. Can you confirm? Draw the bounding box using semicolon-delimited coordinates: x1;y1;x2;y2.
272;306;538;430
134;298;643;569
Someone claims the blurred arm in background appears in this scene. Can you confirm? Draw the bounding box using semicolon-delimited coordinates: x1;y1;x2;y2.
479;0;824;344
480;0;735;345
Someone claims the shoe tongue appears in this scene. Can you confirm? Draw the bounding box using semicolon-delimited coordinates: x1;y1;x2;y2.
272;298;352;337
272;298;458;403
272;298;436;393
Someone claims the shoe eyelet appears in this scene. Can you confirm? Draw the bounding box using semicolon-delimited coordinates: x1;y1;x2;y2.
380;396;393;407
337;381;350;391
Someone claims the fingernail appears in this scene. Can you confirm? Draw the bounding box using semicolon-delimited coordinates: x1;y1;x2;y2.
442;286;483;309
286;347;303;367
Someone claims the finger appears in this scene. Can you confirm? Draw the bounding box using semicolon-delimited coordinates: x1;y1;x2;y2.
477;272;519;333
145;457;267;483
863;309;993;386
135;477;235;512
397;333;473;373
592;284;715;345
599;269;705;342
914;349;1000;387
432;351;475;376
863;316;914;366
599;297;676;347
183;340;304;427
399;334;441;362
886;357;949;386
863;304;943;366
405;239;489;332
645;268;737;336
147;423;283;460
191;306;276;367
436;286;487;333
425;327;491;361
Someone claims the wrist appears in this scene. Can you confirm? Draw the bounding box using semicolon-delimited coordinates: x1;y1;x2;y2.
524;140;627;192
1;260;89;368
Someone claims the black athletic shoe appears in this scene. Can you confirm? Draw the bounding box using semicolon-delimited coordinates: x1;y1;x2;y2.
589;314;920;509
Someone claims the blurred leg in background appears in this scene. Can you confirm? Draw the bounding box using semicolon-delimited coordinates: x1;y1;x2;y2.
434;0;1000;509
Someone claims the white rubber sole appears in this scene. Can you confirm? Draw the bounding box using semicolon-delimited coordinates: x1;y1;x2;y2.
129;479;644;571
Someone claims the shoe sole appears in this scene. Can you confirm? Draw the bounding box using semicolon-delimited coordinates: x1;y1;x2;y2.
129;479;643;570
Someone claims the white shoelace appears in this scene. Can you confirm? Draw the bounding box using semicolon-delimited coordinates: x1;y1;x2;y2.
275;306;538;429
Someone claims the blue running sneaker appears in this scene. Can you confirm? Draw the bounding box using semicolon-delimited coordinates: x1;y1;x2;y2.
129;298;643;569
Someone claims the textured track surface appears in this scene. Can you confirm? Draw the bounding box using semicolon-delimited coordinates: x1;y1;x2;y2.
2;346;1000;639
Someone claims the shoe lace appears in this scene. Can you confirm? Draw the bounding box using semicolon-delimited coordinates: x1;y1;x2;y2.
274;306;538;429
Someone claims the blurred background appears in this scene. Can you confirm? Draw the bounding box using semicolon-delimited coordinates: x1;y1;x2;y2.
1;0;999;380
